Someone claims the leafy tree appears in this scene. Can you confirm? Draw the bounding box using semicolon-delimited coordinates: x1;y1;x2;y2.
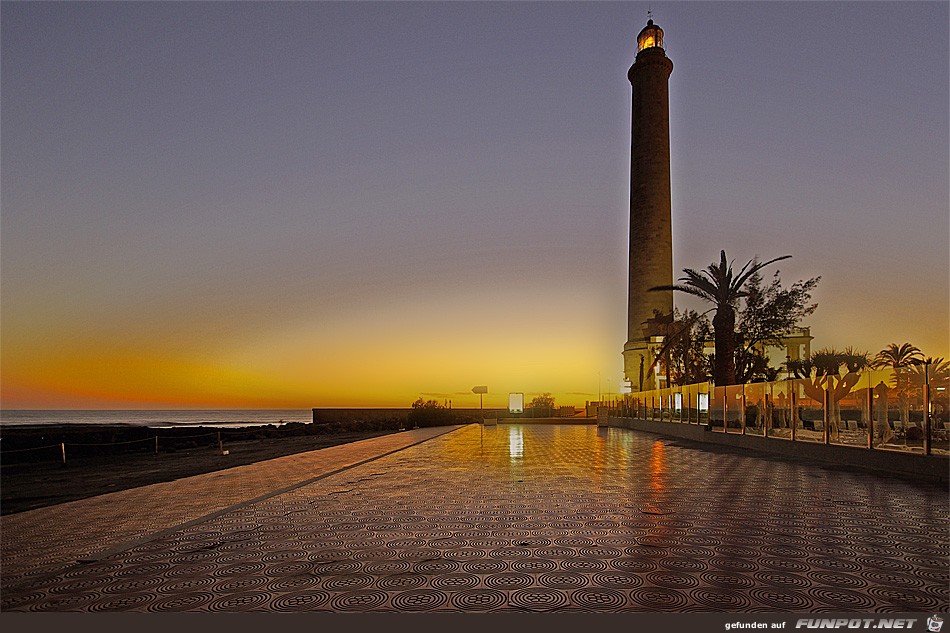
528;393;556;417
651;308;712;386
652;251;817;386
408;398;455;428
787;347;872;437
734;269;820;383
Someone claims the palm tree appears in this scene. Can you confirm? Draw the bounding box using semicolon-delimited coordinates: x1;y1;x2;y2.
873;342;924;435
652;250;790;386
874;342;924;370
911;358;950;431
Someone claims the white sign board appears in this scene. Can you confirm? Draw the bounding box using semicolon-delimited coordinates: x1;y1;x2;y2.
508;392;524;414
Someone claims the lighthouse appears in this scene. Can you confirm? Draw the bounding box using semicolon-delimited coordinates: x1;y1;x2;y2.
622;19;674;392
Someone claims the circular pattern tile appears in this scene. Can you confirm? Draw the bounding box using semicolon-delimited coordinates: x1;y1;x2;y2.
375;574;426;590
390;589;447;611
646;570;700;589
688;587;753;610
570;588;627;610
628;587;690;610
361;560;412;575
748;587;814;610
538;571;589;589
699;571;757;590
484;572;533;589
413;559;460;574
328;589;389;611
204;590;271;611
806;586;876;609
87;592;156;612
511;558;558;573
610;557;658;573
462;560;508;574
752;570;810;589
430;573;480;590
560;558;608;572
509;588;568;611
451;589;507;611
592;571;642;589
708;558;758;573
866;586;944;609
322;574;373;591
758;557;811;573
145;592;215;612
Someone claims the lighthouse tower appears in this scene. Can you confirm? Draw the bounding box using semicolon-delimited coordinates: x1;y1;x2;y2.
622;19;674;392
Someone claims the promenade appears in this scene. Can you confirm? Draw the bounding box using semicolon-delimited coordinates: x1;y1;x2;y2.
1;423;946;612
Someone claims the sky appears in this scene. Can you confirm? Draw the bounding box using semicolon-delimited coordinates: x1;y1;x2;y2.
2;1;947;410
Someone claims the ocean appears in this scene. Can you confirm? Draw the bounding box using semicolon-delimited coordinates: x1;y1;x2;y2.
0;410;314;428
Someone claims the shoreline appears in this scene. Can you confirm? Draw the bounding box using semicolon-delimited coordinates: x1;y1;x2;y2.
0;416;464;515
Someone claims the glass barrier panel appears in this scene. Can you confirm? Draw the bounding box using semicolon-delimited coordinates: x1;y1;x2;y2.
793;378;824;443
903;365;928;452
684;385;709;424
696;383;710;426
672;389;684;423
870;368;915;452
768;381;793;439
931;371;949;455
682;384;695;423
710;385;726;431
743;382;767;437
865;368;892;448
662;389;671;422
829;371;868;447
723;385;744;433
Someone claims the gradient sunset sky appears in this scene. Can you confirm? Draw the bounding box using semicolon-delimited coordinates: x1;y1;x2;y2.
2;1;947;410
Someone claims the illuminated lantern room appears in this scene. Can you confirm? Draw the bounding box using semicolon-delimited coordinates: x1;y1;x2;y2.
637;19;664;52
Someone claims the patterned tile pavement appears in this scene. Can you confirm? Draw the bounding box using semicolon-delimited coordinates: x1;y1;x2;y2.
2;423;947;612
1;425;461;591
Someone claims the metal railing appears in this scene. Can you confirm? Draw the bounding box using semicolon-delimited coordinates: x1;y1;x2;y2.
608;367;949;456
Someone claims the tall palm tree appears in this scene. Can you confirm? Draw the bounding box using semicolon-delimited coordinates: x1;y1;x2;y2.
908;357;950;384
652;250;790;386
874;342;924;370
873;342;924;434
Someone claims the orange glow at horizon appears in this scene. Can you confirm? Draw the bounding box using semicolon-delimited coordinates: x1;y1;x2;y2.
1;287;622;410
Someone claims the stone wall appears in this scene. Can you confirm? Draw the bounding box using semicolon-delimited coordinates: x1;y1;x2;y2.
608;416;949;483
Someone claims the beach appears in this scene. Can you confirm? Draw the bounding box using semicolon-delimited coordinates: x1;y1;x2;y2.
0;421;409;515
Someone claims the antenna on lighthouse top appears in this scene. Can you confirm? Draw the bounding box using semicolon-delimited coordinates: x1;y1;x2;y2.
647;9;653;23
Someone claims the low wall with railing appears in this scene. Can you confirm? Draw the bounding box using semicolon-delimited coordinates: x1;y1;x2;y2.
605;367;949;482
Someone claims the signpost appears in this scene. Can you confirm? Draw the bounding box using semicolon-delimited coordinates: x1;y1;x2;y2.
473;385;491;433
472;385;488;411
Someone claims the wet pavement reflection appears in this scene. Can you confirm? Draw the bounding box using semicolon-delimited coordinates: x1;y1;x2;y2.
2;424;947;612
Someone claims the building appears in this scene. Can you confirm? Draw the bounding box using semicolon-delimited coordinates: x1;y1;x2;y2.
622;19;674;393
